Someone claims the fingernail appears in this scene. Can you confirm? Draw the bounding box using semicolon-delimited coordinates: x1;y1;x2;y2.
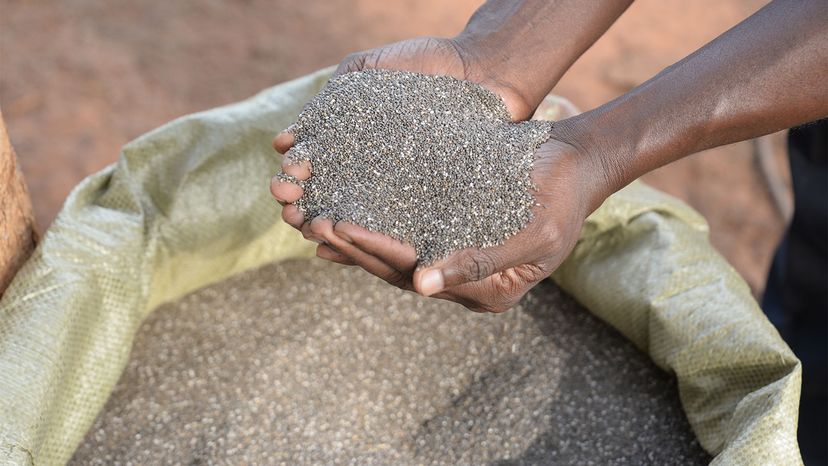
419;269;444;297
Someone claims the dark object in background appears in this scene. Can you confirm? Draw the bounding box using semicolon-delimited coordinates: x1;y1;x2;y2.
763;119;827;466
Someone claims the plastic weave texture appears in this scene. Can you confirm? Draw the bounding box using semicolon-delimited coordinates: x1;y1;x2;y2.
0;68;802;465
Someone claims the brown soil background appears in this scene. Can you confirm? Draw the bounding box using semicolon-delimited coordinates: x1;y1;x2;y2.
0;0;790;296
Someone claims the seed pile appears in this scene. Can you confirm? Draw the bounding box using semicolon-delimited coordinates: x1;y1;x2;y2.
70;260;710;465
285;69;554;263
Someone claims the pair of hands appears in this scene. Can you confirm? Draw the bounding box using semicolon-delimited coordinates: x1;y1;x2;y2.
270;38;606;313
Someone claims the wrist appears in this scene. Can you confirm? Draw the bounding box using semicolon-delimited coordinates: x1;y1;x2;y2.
547;109;638;212
449;34;542;121
452;0;634;121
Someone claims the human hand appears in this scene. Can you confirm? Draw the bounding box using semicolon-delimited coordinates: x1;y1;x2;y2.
270;38;607;312
271;36;545;255
273;129;608;312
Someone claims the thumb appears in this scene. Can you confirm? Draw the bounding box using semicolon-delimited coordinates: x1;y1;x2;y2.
414;247;515;297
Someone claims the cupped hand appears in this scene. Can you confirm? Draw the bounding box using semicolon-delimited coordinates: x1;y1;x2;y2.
273;132;605;313
272;36;539;248
270;38;604;312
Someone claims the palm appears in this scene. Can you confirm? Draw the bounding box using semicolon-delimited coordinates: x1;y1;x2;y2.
351;140;589;313
275;139;590;313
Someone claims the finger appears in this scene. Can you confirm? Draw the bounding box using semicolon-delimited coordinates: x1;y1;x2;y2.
272;131;295;154
316;243;356;266
418;277;522;314
334;222;417;272
420;264;543;314
270;175;303;203
308;216;336;242
316;221;412;290
302;218;323;244
413;244;530;297
281;204;304;230
455;267;543;313
281;158;312;181
334;52;367;76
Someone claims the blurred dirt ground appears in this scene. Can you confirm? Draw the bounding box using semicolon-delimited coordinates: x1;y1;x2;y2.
0;0;789;296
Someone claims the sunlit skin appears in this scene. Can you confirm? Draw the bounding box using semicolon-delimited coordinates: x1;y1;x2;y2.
272;0;828;313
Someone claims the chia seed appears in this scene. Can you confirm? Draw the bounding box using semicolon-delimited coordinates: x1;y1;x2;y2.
70;261;709;465
288;70;554;264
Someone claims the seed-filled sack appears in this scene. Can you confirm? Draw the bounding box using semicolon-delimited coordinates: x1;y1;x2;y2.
70;260;709;465
0;69;803;465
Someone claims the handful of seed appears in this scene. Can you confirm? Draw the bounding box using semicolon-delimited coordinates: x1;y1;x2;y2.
284;69;554;263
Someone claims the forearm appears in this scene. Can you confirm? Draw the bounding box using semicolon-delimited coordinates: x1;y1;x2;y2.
559;0;828;202
454;0;633;112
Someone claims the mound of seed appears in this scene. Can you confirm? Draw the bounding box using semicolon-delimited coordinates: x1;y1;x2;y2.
285;69;554;263
70;260;709;465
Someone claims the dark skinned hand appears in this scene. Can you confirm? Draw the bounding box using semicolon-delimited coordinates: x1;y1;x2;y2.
273;137;599;313
275;0;828;311
270;40;604;311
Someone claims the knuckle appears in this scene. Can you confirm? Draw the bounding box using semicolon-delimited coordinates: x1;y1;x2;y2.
309;218;331;237
496;269;524;295
488;277;532;313
382;269;408;289
542;224;564;249
463;251;496;282
340;53;368;73
513;263;550;284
